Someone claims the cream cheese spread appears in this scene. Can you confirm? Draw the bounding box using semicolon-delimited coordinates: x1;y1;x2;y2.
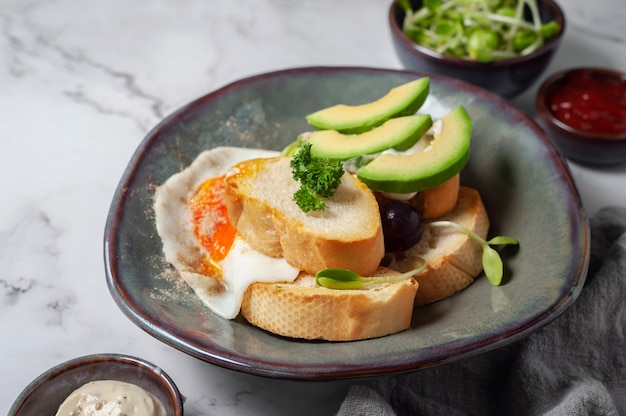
55;380;166;416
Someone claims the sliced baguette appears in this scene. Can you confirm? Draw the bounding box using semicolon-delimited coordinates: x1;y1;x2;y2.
387;186;489;306
156;146;488;341
241;268;418;341
224;156;385;277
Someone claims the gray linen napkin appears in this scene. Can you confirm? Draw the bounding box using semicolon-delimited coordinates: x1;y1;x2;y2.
337;206;626;416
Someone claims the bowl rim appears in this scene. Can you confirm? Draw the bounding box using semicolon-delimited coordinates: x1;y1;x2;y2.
8;353;185;416
388;0;566;67
535;66;626;143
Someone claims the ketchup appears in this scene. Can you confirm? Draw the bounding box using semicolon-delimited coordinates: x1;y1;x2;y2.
548;69;626;136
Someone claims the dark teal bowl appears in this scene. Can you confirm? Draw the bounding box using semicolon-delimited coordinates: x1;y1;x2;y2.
388;0;565;98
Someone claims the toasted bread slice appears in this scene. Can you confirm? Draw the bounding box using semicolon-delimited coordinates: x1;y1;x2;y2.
241;268;418;341
241;187;486;339
387;187;489;306
224;156;385;277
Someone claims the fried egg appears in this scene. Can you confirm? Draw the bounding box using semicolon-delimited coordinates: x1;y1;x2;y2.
154;147;300;319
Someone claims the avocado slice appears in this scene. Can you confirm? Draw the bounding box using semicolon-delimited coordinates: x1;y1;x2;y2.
308;115;433;161
306;78;430;134
356;106;472;194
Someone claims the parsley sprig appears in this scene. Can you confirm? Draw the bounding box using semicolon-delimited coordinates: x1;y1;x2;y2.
290;142;344;213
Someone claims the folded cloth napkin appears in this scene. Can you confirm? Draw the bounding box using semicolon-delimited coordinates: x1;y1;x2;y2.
337;206;626;416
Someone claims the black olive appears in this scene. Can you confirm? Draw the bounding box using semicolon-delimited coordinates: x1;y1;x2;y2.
380;202;424;252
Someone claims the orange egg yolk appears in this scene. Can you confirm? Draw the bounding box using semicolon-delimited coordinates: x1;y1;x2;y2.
189;174;237;277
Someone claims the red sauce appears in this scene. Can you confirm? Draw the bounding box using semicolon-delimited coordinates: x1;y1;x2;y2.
548;69;626;136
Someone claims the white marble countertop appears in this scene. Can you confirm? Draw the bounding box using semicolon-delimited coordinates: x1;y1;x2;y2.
2;0;626;414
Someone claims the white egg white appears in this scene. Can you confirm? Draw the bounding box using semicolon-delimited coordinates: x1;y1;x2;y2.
154;146;300;319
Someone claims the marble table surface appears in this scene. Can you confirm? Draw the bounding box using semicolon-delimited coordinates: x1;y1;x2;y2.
2;0;625;414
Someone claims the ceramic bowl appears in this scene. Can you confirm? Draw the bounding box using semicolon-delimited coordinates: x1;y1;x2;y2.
535;67;626;165
388;0;565;98
8;354;184;416
104;67;588;380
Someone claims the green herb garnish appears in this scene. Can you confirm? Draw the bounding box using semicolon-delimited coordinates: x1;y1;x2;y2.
427;220;518;285
314;221;517;289
316;263;426;290
396;0;561;63
290;142;344;213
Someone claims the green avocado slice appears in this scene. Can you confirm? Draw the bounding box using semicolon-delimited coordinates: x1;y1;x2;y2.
305;78;430;134
356;106;472;193
308;115;433;161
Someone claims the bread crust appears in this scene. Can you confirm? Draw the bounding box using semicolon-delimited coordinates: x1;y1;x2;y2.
225;157;384;277
241;268;418;341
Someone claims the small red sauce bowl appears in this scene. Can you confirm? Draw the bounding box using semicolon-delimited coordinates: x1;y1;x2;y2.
536;67;626;166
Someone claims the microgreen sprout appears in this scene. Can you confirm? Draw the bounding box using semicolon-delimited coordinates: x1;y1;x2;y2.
315;221;518;289
397;0;561;62
316;262;426;290
427;220;518;285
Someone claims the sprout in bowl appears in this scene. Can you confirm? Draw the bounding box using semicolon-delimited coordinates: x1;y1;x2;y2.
388;0;566;97
395;0;561;63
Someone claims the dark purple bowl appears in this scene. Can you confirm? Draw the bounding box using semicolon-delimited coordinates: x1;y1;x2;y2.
535;67;626;166
8;354;184;416
389;0;565;98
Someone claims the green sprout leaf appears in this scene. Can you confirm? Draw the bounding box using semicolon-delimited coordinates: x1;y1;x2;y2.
316;262;426;290
468;28;500;62
427;220;519;286
513;29;539;52
488;235;519;245
540;20;560;39
424;0;442;13
482;245;504;285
